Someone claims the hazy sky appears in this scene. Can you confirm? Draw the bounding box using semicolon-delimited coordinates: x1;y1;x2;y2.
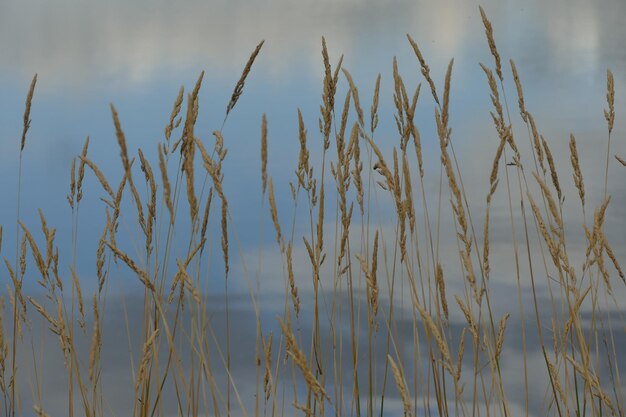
1;0;626;416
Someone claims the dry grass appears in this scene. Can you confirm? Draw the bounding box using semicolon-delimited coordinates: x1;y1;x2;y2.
1;7;625;417
225;40;265;118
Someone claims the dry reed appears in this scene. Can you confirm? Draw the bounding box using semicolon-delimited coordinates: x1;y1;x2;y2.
406;34;440;105
79;157;115;200
33;405;51;417
510;59;527;120
182;91;201;224
532;171;562;230
67;158;77;208
320;36;343;148
175;259;201;304
70;267;85;329
278;317;329;402
350;123;364;215
110;104;131;176
105;243;154;291
158;143;175;223
435;263;448;321
456;328;466;381
541;137;562;201
342;68;364;128
569;134;585;207
479;6;503;81
602;234;625;282
226;40;265;117
165;86;184;142
76;137;89;203
442;58;454;129
527;191;560;267
546;357;568;414
20;74;37;151
135;329;159;391
268;178;284;251
455;295;479;342
495;313;510;358
605;69;615;134
402;151;415;232
371;73;381;133
527;113;546;173
358;230;380;322
388;354;412;417
338;90;351;144
415;302;451;365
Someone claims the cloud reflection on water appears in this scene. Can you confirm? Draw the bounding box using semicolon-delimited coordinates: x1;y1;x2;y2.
1;0;623;89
